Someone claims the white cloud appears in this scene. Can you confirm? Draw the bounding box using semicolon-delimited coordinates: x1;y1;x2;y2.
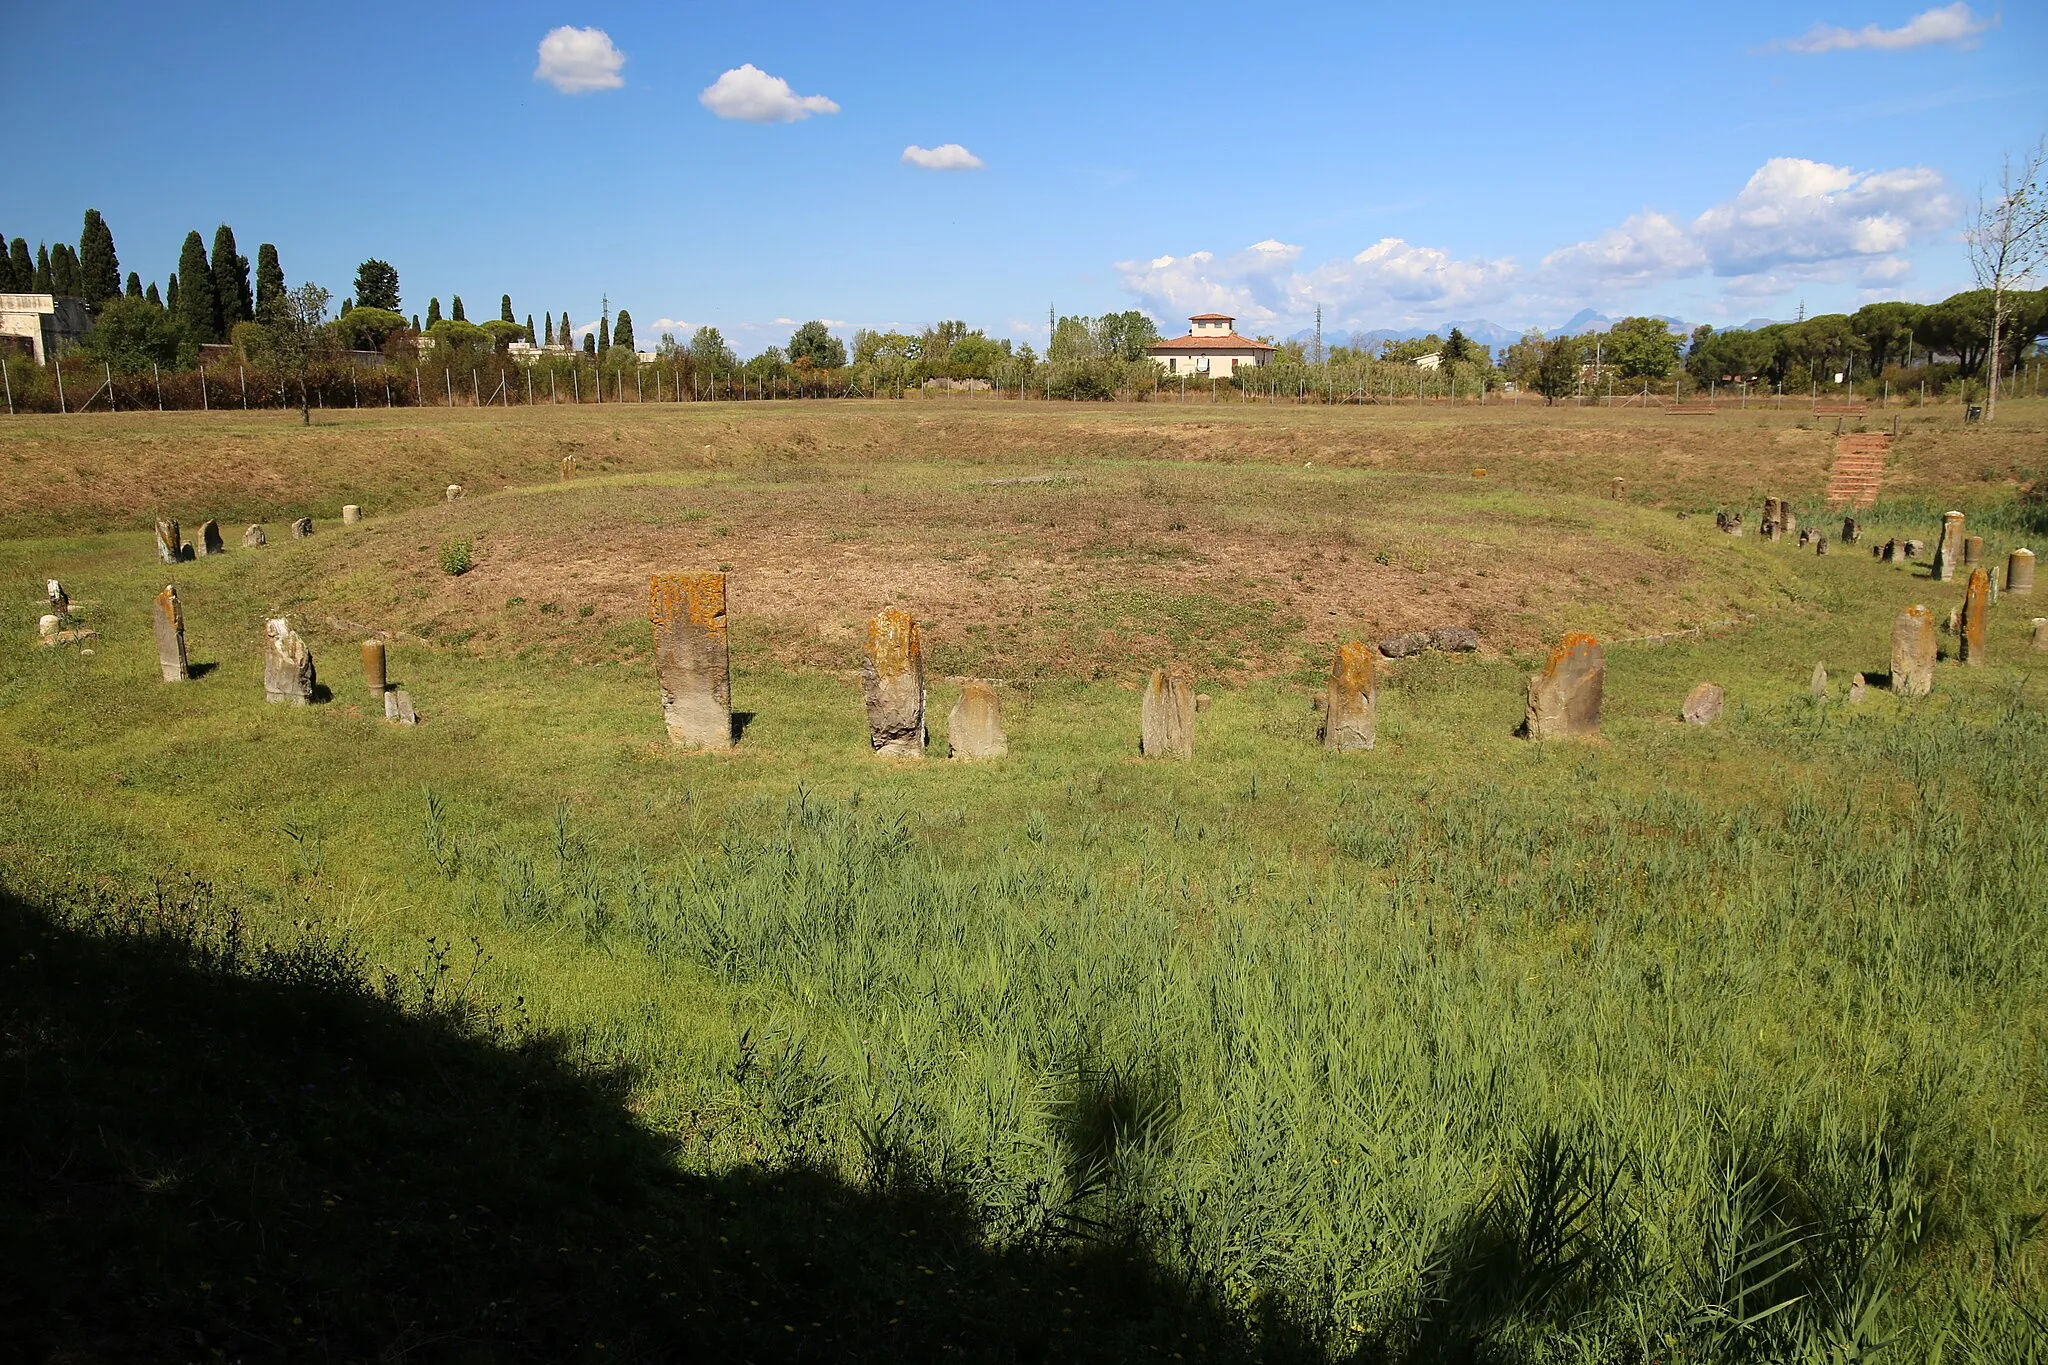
1119;156;1956;331
903;143;985;171
1770;2;1992;53
534;27;625;94
773;316;797;326
699;64;839;123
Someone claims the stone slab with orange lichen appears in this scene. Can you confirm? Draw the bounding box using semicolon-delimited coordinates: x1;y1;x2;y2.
1525;632;1602;740
862;608;925;755
1323;641;1376;752
649;572;732;749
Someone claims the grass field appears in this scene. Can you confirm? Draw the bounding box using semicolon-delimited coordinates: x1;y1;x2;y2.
4;399;2047;1361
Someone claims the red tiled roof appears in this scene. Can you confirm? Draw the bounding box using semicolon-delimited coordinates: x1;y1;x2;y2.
1148;332;1277;352
1187;313;1235;321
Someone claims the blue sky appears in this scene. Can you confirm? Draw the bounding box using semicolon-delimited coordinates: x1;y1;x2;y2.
5;1;2042;349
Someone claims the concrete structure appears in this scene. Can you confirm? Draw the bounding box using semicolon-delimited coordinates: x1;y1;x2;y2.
1413;351;1443;372
0;293;91;363
1145;314;1275;379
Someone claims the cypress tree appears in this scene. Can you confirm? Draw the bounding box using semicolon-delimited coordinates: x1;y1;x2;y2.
411;314;420;331
583;333;595;357
500;293;514;324
340;298;353;315
211;225;252;329
598;316;611;352
78;209;121;307
0;234;13;291
126;272;142;299
51;244;81;296
526;314;536;344
451;295;465;322
614;309;635;354
8;239;30;291
254;243;285;322
544;312;553;347
34;243;52;292
558;312;571;348
427;297;443;327
174;231;218;342
166;273;179;312
146;282;162;308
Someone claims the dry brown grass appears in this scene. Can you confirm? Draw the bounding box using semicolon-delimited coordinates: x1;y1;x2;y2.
4;396;2042;540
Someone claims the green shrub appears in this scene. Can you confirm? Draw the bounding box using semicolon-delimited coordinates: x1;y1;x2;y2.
437;536;473;577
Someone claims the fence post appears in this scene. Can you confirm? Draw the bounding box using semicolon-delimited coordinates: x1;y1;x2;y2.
527;369;533;405
105;362;115;411
471;369;479;407
154;362;163;410
551;370;557;404
198;365;206;411
444;369;452;407
239;366;247;408
3;357;13;415
385;375;392;407
352;370;359;408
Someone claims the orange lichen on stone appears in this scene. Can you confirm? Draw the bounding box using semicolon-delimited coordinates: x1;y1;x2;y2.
867;608;920;679
648;572;727;636
1331;640;1376;695
1547;632;1600;671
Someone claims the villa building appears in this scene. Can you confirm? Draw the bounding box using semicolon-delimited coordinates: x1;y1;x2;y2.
1145;314;1275;378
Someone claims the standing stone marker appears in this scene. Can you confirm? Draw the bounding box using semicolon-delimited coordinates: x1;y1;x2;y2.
1814;535;1829;556
243;525;267;547
39;614;60;641
1890;606;1936;697
445;484;464;502
1323;641;1378;752
1933;511;1965;582
1609;477;1625;501
386;688;420;726
2033;618;2048;652
1904;539;1925;557
1880;539;1904;563
1681;682;1724;726
1810;662;1828;698
1782;507;1798;538
1524;634;1603;740
361;639;387;696
1959;568;1990;667
649;572;732;751
152;585;189;682
947;680;1008;759
46;579;67;615
263;618;316;705
2009;548;2036;595
342;504;363;525
862;608;925;756
560;456;578;480
155;518;181;564
1848;674;1867;705
1962;535;1983;567
1841;516;1860;544
197;519;225;556
1140;669;1195;759
290;517;314;540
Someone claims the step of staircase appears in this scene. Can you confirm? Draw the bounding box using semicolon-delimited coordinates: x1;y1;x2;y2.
1823;432;1890;509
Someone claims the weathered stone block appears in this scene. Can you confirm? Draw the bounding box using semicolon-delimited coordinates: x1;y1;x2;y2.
385;688;419;725
155;518;180;565
1890;606;1936;697
947;680;1007;759
862;608;925;757
445;484;464;502
290;517;314;540
1962;535;1983;566
342;504;362;525
1323;642;1377;752
2008;548;2035;595
243;525;267;547
2033;618;2048;652
1848;673;1867;705
1378;631;1431;659
46;579;66;615
152;585;188;682
263;618;315;705
1959;568;1990;666
1429;625;1480;652
1140;669;1194;759
361;639;387;696
1525;634;1603;740
1932;511;1964;581
649;573;732;750
1841;516;1860;544
1681;682;1723;726
1810;662;1827;698
197;519;224;556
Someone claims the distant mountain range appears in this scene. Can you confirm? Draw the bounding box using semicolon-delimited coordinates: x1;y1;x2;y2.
1281;312;1789;355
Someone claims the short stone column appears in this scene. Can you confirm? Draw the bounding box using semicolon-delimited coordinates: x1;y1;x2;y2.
263;618;315;705
197;519;225;556
862;608;925;756
1140;669;1194;759
152;585;189;682
243;525;267;547
445;484;464;502
947;681;1008;759
1609;477;1624;501
290;517;314;539
2008;548;2035;595
155;518;181;564
1841;516;1860;544
649;573;732;750
46;579;67;615
1959;569;1990;666
361;639;387;696
1524;634;1603;739
1933;511;1965;582
1890;606;1936;697
1962;535;1983;567
2033;618;2048;652
342;504;362;525
1322;641;1377;752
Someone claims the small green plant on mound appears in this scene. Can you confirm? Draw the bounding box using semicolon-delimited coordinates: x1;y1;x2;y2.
438;535;474;576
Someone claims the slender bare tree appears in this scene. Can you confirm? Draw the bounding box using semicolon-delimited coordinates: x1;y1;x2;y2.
1967;137;2048;422
271;282;332;426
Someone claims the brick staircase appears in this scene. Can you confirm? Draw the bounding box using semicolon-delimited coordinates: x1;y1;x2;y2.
1824;433;1889;509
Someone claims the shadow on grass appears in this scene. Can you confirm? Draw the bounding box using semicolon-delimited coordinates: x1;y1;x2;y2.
0;880;1308;1364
